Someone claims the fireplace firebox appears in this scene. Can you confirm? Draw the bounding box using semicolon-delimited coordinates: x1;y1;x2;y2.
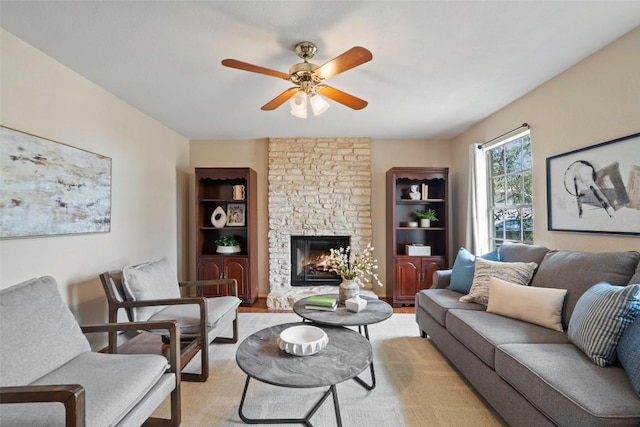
291;235;350;286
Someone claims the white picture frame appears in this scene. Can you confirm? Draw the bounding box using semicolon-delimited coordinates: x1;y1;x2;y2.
226;203;245;226
546;132;640;235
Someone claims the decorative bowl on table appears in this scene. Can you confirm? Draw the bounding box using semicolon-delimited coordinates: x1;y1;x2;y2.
278;325;329;356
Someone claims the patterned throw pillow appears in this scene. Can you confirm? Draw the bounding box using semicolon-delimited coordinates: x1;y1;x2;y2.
448;247;500;294
568;282;640;367
459;258;537;306
618;314;640;397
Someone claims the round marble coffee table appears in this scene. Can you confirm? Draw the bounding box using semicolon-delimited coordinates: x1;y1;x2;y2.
236;322;372;426
293;293;392;390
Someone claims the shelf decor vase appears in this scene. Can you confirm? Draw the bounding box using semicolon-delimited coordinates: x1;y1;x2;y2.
339;278;360;304
420;219;430;228
211;206;227;228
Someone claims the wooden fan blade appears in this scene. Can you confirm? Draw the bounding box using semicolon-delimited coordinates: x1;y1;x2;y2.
317;86;368;110
221;59;290;80
261;87;299;110
314;47;372;80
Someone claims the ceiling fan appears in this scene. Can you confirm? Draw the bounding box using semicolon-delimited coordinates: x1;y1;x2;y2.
221;41;372;117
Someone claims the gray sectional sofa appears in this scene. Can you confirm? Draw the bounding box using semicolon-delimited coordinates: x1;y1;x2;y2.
415;243;640;426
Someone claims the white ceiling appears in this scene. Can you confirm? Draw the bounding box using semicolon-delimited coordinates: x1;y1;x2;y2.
1;1;639;140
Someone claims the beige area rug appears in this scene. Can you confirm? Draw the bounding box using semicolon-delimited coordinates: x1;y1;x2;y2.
151;313;505;426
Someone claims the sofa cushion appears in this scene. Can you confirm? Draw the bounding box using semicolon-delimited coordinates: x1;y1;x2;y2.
459;258;537;306
446;309;568;368
0;277;90;387
448;247;500;294
122;257;182;321
496;343;640;426
498;242;550;265
26;352;168;426
568;282;640;367
487;276;567;331
416;289;485;327
530;250;640;329
148;295;240;335
618;314;640;397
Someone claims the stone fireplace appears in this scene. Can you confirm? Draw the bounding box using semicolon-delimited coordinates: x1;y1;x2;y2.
290;235;350;287
266;137;373;309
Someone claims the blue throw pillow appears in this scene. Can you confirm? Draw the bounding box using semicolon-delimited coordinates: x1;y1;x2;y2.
483;248;500;262
448;247;500;294
618;314;640;397
568;282;640;367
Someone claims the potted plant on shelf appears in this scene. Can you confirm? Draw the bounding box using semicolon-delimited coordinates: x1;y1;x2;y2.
414;208;438;228
215;235;241;254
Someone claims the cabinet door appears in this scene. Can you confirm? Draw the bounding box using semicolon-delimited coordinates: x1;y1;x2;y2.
395;258;420;302
224;257;249;300
420;258;446;290
197;258;224;297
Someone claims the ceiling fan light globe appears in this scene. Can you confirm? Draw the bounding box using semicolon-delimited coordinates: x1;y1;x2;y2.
310;94;330;116
290;108;307;119
291;90;307;107
289;91;308;118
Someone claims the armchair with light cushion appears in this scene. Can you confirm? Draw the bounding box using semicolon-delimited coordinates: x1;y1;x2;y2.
99;257;241;382
0;276;181;426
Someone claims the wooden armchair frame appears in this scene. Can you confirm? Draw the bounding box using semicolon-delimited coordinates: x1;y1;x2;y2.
0;320;181;427
99;272;238;382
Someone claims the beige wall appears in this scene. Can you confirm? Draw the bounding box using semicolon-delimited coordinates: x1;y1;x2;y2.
0;30;190;344
2;21;637;322
451;26;640;253
190;138;452;298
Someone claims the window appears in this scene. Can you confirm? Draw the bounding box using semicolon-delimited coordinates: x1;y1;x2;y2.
487;132;533;247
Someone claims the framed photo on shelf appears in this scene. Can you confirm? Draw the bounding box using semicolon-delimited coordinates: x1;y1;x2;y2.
226;203;245;226
546;132;640;235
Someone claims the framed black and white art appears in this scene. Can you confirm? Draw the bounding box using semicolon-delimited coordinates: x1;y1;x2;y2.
546;132;640;235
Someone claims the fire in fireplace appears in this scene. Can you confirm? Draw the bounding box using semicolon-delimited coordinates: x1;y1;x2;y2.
291;235;350;286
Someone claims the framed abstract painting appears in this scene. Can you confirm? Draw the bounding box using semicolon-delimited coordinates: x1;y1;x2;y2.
546;132;640;235
0;126;112;238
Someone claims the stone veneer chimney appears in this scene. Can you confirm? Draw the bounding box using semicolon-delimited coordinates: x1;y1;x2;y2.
267;137;372;308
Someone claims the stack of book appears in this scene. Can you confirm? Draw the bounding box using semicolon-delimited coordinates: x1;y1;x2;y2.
305;295;337;311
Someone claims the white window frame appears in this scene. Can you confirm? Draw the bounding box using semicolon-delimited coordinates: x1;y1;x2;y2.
484;130;533;249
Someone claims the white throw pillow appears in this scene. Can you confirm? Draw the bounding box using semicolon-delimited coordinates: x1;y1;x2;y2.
486;276;567;331
122;257;181;321
459;258;537;306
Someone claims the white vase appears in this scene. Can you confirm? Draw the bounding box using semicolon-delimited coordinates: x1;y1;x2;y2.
420;218;430;228
211;206;227;228
339;278;360;304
